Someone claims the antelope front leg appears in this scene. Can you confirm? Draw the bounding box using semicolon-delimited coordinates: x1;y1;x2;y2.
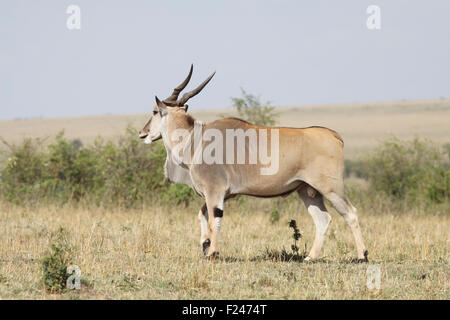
198;203;211;255
205;196;224;259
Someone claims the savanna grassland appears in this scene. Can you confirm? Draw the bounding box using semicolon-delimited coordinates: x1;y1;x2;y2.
0;199;448;299
0;99;449;299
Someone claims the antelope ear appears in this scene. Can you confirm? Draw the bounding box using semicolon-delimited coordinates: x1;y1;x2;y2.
155;96;168;116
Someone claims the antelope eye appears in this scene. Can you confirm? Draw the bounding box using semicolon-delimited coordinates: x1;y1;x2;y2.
153;110;158;115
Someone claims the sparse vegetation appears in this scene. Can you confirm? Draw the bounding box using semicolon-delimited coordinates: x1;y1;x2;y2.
257;220;307;263
288;220;303;257
41;227;73;292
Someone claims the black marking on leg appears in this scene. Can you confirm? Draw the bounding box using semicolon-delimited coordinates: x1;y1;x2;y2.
201;204;208;220
213;207;223;218
363;250;369;262
202;239;211;256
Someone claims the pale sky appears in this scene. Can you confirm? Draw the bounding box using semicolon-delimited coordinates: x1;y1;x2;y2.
1;0;449;119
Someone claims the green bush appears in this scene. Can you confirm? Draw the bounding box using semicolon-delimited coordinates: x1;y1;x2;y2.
365;137;449;205
41;227;73;292
1;130;448;211
163;183;196;207
91;127;168;207
345;159;367;178
0;127;196;208
45;132;100;202
0;137;46;204
231;88;278;126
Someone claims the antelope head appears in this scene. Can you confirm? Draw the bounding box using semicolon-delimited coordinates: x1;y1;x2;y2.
139;65;215;144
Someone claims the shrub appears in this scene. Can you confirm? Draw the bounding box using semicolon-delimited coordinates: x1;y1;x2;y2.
257;220;306;262
163;183;196;207
289;219;302;256
231;88;278;126
0;126;199;208
365;137;449;205
0;137;45;204
45;132;100;202
345;159;367;178
1;128;448;212
41;227;73;292
0;127;184;207
94;127;168;207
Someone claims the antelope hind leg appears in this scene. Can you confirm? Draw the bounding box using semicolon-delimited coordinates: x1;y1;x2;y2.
298;186;331;261
325;192;368;262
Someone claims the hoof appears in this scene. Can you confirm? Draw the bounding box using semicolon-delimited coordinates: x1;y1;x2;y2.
304;256;313;262
356;250;369;263
202;239;211;256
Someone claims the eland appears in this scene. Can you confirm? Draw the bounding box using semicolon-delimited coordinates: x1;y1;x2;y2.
139;65;368;262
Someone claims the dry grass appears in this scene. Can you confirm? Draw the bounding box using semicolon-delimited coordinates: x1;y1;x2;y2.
1;99;449;159
0;198;448;300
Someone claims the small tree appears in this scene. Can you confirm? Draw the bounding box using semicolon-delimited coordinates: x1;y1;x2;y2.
231;88;278;126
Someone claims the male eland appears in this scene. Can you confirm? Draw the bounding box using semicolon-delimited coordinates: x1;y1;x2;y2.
139;65;368;262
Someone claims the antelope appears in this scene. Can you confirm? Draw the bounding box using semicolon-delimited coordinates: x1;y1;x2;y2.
139;65;368;262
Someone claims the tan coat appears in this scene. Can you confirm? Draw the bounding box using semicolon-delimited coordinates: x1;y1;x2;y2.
142;106;367;261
